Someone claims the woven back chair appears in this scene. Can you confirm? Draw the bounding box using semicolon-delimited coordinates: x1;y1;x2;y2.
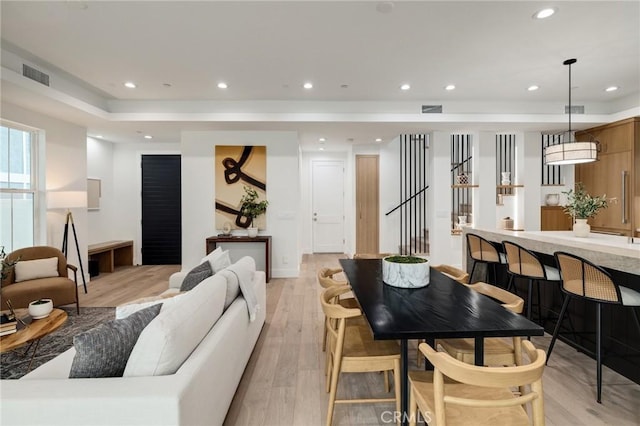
409;340;546;426
465;233;504;284
317;268;359;353
431;264;469;284
547;251;640;403
502;241;561;325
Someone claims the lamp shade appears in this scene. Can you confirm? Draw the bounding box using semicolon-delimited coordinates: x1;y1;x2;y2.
543;141;598;165
47;191;87;209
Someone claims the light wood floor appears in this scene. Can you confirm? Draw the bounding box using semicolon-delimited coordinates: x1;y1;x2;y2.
80;255;640;425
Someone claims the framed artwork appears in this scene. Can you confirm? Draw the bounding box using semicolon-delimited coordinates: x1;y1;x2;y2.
87;178;101;210
215;145;267;229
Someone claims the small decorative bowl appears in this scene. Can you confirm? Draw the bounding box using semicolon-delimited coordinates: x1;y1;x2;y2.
28;299;53;319
382;256;430;288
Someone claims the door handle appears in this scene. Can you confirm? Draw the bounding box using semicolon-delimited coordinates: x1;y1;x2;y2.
622;170;628;224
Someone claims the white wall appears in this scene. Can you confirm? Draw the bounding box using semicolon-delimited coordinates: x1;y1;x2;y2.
1;102;88;283
379;137;401;254
86;137;115;244
181;131;300;278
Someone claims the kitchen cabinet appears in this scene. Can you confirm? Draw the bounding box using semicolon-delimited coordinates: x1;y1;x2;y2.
541;206;572;231
576;117;638;236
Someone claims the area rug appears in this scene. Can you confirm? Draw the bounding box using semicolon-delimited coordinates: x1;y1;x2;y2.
0;307;115;379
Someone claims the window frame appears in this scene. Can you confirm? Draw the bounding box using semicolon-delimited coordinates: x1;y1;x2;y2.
0;120;40;252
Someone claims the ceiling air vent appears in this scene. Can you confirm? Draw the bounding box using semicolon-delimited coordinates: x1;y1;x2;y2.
421;105;443;113
22;64;50;87
565;105;584;114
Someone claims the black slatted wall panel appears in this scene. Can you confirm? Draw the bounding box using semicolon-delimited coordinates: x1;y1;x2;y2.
451;134;472;230
542;134;562;185
141;155;182;264
398;134;429;255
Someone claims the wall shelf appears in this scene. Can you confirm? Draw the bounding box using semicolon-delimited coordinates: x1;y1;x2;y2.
451;184;479;188
496;184;523;189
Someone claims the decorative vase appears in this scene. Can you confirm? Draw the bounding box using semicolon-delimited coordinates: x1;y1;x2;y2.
545;194;560;206
247;227;258;238
382;256;430;288
501;172;511;185
573;218;590;237
28;299;53;319
455;174;469;185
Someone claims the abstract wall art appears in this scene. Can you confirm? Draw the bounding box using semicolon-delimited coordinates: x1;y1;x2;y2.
215;145;267;229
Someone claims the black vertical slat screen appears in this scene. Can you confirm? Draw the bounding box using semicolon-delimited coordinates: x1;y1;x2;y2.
542;134;562;185
141;155;182;264
451;134;473;231
496;134;516;196
398;134;429;255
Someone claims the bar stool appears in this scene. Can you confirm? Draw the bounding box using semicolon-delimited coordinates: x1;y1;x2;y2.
547;251;640;403
466;233;505;284
502;241;562;324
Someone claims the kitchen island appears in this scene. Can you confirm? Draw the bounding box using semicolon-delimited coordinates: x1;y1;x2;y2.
462;227;640;385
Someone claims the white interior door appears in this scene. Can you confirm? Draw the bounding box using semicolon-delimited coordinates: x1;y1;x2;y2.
312;160;345;253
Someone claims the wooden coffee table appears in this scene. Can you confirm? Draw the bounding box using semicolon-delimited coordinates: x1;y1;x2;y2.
0;308;68;371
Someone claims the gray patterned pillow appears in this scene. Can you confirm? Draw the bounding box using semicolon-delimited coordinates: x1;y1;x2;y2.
180;261;213;291
69;304;162;378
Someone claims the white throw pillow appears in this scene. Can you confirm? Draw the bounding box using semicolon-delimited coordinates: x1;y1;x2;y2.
200;247;231;273
123;273;226;376
115;292;185;320
14;257;59;282
215;270;241;309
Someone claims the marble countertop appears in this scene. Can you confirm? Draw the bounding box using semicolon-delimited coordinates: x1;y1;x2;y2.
463;228;640;275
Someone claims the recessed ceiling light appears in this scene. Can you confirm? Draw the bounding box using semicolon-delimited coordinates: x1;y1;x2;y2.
528;85;540;91
217;82;228;89
605;86;618;92
533;8;556;19
375;138;382;142
445;84;456;91
400;84;411;91
319;147;325;151
124;82;136;89
303;82;313;89
319;137;326;142
144;135;153;139
96;135;103;139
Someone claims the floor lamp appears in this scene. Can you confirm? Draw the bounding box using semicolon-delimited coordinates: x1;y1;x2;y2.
48;191;88;293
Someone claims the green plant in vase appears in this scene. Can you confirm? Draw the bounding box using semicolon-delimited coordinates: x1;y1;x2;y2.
562;183;608;237
239;186;269;237
1;246;20;282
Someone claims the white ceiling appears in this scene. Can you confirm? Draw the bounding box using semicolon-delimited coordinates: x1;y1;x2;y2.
1;1;638;150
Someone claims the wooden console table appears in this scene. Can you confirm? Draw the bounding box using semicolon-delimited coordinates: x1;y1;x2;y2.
206;235;272;282
88;240;134;273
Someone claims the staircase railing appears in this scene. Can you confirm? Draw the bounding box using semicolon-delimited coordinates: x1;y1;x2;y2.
385;134;430;255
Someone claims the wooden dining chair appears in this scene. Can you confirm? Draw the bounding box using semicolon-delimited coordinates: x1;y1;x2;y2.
466;233;506;284
547;251;640;403
409;340;546;426
317;267;360;352
352;253;395;259
321;285;401;426
431;264;469;284
436;281;526;367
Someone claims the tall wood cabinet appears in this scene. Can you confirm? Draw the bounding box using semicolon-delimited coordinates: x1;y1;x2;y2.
576;117;639;236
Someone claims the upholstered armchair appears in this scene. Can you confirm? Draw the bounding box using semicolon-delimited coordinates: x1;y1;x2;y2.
1;246;79;313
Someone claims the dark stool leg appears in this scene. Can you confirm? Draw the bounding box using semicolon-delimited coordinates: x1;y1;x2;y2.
631;308;640;336
526;278;534;340
546;294;571;365
536;281;542;322
469;261;478;284
506;274;515;293
596;303;602;403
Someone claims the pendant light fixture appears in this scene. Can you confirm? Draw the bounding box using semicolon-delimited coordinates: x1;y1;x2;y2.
543;58;598;165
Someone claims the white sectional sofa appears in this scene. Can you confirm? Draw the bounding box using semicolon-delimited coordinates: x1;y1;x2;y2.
0;257;266;426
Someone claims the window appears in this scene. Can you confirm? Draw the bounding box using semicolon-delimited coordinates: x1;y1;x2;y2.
0;122;38;252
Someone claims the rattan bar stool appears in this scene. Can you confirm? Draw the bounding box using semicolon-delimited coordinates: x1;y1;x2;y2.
466;233;506;284
502;241;563;326
547;251;640;403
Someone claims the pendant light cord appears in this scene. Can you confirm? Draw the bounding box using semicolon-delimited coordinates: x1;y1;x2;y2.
564;58;577;135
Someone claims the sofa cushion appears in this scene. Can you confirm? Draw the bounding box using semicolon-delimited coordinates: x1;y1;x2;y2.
14;257;59;282
215;270;241;309
201;247;231;273
69;304;162;378
124;271;226;376
115;292;185;320
180;261;213;291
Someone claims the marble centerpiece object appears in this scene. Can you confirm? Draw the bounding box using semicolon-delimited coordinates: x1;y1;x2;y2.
382;256;430;288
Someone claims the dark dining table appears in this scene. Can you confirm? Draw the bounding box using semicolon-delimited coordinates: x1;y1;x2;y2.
339;258;544;425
